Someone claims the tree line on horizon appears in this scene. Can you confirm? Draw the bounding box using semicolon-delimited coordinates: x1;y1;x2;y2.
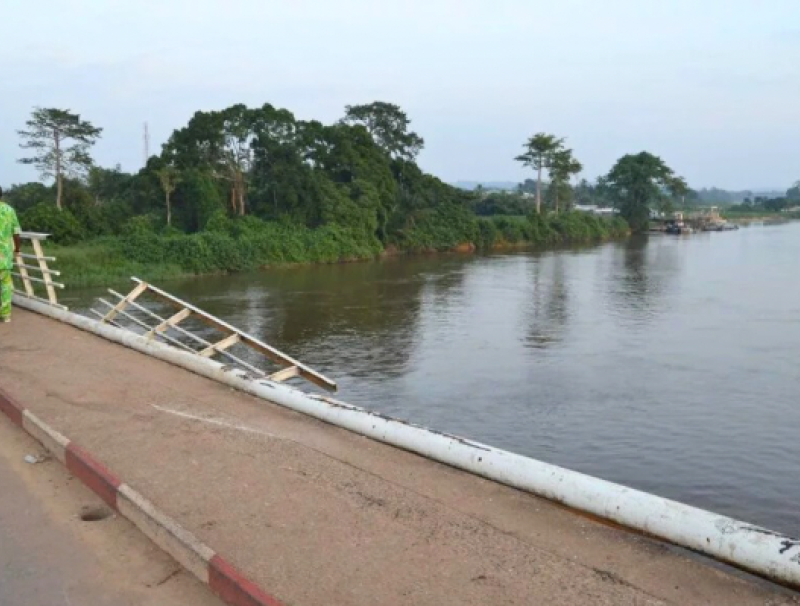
7;102;795;248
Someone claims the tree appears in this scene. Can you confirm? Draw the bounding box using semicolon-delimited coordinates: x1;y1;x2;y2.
341;102;424;162
515;133;564;214
763;197;788;212
604;152;683;232
518;179;537;195
167;104;299;217
3;182;52;213
787;181;800;202
156;166;182;226
668;176;689;206
87;164;132;207
548;148;582;212
17;108;102;210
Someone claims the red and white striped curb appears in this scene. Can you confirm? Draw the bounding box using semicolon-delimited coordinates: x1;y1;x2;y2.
0;387;284;606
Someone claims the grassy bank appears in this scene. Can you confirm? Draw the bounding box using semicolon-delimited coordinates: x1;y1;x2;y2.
46;212;629;288
721;209;800;222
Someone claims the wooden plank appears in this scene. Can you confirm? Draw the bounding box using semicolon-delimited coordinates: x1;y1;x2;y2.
199;333;240;358
19;231;51;240
268;366;300;383
131;278;337;391
31;239;58;305
103;281;149;323
14;254;35;297
150;308;192;335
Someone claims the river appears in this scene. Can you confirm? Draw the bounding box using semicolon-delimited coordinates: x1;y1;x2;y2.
65;221;800;535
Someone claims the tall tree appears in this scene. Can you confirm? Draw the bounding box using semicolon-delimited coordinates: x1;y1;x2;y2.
17;108;102;210
220;106;255;216
548;148;583;212
515;133;564;214
605;152;683;232
156;165;182;226
341;102;424;162
166;104;298;217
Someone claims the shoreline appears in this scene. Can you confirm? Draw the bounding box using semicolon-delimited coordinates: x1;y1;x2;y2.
55;230;631;289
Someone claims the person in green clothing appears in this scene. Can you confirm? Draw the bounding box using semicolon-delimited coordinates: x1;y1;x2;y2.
0;186;22;323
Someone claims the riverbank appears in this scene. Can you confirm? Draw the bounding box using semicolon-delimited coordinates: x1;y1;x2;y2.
722;210;800;224
48;212;629;287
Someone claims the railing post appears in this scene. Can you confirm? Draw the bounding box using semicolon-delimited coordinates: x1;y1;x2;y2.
12;232;66;310
30;238;57;305
13;252;35;297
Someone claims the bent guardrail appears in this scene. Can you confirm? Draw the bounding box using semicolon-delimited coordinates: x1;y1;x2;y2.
90;278;337;392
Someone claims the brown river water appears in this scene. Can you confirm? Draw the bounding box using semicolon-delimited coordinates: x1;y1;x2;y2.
67;221;800;534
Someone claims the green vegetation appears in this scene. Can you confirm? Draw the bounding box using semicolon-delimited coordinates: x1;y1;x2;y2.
51;240;184;287
41;210;627;287
603;152;687;232
477;213;628;249
515;133;565;214
5;102;638;286
723;185;800;216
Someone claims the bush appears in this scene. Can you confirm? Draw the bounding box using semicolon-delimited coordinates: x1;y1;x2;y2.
20;204;86;244
116;219;383;275
476;218;499;249
122;215;158;236
47;206;631;286
390;204;479;251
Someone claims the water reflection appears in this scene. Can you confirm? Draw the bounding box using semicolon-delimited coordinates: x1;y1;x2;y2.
169;257;471;381
524;253;570;350
605;236;681;326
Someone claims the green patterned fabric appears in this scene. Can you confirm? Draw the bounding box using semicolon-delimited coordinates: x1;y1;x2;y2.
0;271;12;319
0;202;21;271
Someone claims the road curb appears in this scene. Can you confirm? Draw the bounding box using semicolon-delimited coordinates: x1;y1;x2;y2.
0;386;285;606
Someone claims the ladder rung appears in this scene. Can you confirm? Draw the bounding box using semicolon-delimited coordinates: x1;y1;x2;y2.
268;366;300;383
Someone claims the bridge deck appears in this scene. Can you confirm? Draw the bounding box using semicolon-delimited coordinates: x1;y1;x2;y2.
1;309;795;605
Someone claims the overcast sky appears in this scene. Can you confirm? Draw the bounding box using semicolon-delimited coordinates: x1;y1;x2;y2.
2;0;798;190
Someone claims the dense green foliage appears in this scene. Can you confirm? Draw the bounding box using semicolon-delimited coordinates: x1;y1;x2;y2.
5;102;636;284
725;186;800;214
471;191;532;216
41;212;628;287
604;152;687;232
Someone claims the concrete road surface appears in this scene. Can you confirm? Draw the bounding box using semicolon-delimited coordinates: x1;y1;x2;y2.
0;414;223;606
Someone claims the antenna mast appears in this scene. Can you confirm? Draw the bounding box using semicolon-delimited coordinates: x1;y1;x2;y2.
143;122;150;167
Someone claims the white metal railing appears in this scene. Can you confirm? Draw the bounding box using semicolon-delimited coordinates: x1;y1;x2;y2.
90;277;337;392
13;232;66;310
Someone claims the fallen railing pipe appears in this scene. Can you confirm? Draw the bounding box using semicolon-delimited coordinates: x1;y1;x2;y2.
14;294;800;590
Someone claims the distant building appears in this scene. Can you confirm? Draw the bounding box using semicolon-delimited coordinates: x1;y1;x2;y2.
575;204;617;216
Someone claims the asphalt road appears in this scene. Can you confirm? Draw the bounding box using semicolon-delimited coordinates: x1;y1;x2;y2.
0;414;223;606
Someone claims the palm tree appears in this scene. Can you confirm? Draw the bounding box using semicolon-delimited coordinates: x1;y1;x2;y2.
515;133;564;214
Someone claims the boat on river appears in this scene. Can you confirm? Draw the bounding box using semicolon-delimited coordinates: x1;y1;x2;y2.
665;223;693;235
702;221;739;232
